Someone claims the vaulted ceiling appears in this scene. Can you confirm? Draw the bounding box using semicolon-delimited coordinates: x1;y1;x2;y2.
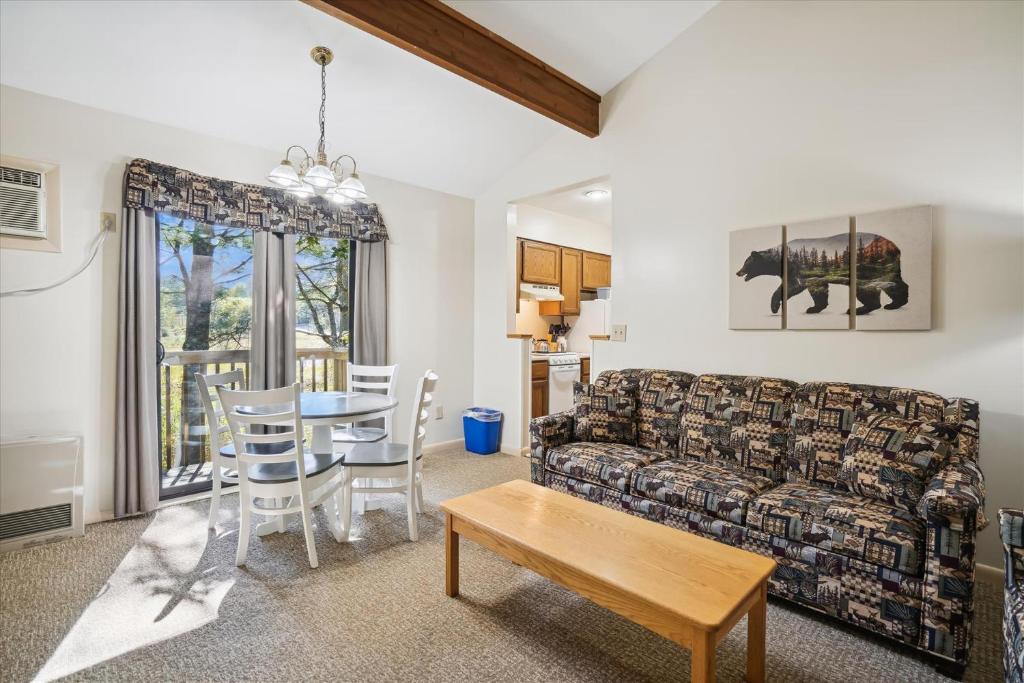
0;0;715;197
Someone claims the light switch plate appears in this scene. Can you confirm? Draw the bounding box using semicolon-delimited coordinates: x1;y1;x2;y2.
435;405;444;420
611;324;627;342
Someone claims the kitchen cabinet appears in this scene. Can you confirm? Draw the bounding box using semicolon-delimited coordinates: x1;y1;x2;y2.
581;357;590;384
581;251;611;290
531;360;548;418
559;247;581;315
521;240;561;285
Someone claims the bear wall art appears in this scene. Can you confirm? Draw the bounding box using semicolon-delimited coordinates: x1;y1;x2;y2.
729;206;932;331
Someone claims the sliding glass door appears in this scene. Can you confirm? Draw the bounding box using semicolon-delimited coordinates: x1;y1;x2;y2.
155;214;354;500
156;214;254;498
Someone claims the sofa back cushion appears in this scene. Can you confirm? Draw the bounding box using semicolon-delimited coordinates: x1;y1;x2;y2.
836;414;956;511
633;370;697;455
681;374;797;482
592;369;696;456
573;382;638;445
790;382;977;487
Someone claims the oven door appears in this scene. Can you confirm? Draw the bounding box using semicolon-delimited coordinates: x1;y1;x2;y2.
547;363;581;414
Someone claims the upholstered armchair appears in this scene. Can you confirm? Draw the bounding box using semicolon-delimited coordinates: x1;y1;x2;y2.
1001;508;1024;683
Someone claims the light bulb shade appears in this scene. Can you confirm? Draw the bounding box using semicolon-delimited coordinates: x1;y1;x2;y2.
326;187;354;205
287;182;315;198
303;163;337;189
337;173;367;201
267;161;301;188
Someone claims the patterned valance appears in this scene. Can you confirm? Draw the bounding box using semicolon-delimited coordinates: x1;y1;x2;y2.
123;158;388;242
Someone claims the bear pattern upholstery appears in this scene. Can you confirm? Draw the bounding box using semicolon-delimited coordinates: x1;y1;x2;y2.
1001;509;1024;683
681;374;797;483
632;459;776;524
745;482;925;574
789;382;956;487
545;442;665;493
530;368;984;668
633;370;697;455
835;414;955;512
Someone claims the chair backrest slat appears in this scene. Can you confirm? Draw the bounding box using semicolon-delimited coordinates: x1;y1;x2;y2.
406;370;439;480
347;363;399;396
218;383;307;476
196;370;246;464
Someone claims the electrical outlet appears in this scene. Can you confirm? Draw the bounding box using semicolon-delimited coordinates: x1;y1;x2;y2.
435;405;444;420
101;212;117;232
611;324;627;342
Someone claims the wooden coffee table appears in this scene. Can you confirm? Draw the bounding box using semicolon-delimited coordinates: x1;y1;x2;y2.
440;480;776;683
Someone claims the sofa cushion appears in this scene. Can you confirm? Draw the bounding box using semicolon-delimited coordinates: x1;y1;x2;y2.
631;459;777;524
681;374;797;482
836;414;955;511
790;382;953;487
634;370;696;455
746;482;925;574
546;442;663;493
573;382;638;445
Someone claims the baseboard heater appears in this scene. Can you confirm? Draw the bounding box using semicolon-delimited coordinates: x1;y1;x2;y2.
0;435;84;552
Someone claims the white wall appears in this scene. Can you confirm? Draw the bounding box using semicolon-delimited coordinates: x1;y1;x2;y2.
513;203;612;254
0;86;475;524
473;0;1023;566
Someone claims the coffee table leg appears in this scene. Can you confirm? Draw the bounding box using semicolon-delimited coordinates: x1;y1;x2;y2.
691;630;715;683
445;511;459;597
746;580;767;683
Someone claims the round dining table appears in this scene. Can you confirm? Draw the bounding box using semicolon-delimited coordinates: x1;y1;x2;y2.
236;391;399;537
237;390;399;455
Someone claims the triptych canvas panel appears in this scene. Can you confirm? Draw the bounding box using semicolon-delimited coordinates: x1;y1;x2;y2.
729;206;932;331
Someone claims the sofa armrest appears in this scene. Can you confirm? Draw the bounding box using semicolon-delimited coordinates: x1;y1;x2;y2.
916;456;988;531
1000;508;1024;586
529;410;575;484
917;458;986;665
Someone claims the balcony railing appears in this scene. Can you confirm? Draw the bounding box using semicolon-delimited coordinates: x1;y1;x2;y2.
159;348;348;490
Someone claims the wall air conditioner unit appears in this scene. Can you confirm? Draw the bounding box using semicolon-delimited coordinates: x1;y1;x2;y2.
0;165;46;239
0;436;84;552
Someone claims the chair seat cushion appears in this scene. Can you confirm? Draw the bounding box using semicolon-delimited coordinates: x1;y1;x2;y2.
545;442;664;493
631;459;777;524
746;482;926;574
219;441;296;459
342;442;419;467
246;450;344;483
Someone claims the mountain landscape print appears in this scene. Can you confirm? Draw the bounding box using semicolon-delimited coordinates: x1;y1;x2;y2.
786;216;852;329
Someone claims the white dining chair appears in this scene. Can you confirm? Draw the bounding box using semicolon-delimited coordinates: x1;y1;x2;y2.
338;369;438;542
195;370;245;530
332;363;399;444
218;383;345;568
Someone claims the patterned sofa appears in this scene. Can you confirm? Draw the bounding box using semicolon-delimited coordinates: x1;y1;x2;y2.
1003;509;1024;683
530;369;985;678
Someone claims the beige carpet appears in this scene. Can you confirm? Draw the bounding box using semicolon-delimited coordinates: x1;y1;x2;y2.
0;448;1003;682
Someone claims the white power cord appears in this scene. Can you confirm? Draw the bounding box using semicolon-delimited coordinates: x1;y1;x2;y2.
0;229;111;298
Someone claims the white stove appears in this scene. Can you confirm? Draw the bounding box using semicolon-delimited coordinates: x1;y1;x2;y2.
530;352;580;366
530;352;581;414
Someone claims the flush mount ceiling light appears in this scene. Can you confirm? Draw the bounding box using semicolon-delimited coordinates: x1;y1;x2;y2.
267;46;368;205
583;189;609;200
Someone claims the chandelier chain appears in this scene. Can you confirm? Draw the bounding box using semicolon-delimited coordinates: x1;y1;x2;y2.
318;60;327;159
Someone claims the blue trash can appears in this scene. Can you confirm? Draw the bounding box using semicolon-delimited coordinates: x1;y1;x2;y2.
463;407;502;455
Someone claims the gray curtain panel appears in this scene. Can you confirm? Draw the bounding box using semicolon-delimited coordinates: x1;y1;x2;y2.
352;239;388;365
114;208;160;517
251;231;297;390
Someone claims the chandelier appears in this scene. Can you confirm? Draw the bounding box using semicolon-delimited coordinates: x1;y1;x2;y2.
266;46;368;205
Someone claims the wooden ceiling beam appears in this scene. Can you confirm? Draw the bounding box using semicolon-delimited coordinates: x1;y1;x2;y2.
301;0;601;137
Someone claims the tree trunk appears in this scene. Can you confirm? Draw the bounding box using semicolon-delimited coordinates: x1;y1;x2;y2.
179;225;216;467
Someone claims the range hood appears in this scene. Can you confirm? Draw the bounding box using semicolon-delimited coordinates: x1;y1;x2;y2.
519;283;564;302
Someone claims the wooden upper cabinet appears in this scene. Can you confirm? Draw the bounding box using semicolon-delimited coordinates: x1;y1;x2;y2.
582;252;611;290
521;240;561;285
559;247;581;315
